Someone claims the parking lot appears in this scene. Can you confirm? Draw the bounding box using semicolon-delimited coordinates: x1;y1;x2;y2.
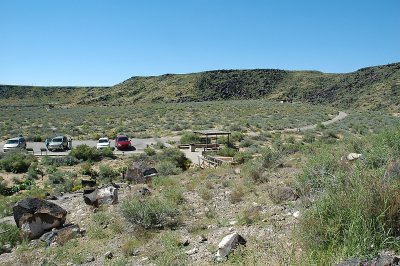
0;137;180;156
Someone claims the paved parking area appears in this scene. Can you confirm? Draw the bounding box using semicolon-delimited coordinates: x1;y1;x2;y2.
0;137;180;156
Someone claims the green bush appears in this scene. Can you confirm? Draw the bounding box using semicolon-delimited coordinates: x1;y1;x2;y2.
0;152;35;173
144;146;156;156
156;161;183;176
259;147;281;168
42;156;79;167
99;165;118;181
99;147;115;159
0;223;23;247
217;147;237;157
70;144;101;161
297;128;400;264
180;132;200;144
156;148;189;170
121;196;180;229
234;151;253;164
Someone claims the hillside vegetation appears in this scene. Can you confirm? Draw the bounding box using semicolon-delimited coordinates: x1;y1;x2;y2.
1;62;399;110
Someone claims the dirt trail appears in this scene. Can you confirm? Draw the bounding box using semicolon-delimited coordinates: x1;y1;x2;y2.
284;111;348;132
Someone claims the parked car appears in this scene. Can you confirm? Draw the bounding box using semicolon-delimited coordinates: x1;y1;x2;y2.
97;137;110;149
48;136;70;151
3;136;26;152
115;135;131;150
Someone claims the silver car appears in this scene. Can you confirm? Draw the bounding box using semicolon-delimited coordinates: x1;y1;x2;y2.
48;136;70;151
3;136;27;152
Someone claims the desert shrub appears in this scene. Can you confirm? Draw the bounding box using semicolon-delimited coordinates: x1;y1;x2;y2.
144;146;156;156
0;178;34;196
47;171;76;193
156;161;182;176
242;160;268;183
99;147;115;159
297;128;400;264
180;132;200;144
295;150;338;196
0;152;35;173
48;171;66;184
230;186;245;203
99;165;118;181
234;151;253;164
154;141;165;150
303;132;316;143
199;187;213;201
121;196;180;229
42;156;79;167
156;148;189;170
80;162;94;176
0;223;23;248
217;147;237;157
149;232;187;265
162;187;185;205
70;144;101;161
259;147;282;168
239;138;255;148
238;205;261;225
31;135;43;142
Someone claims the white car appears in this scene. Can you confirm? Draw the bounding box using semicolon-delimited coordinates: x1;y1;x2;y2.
96;137;110;149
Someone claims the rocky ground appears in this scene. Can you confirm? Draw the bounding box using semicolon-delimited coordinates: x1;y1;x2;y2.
0;161;303;266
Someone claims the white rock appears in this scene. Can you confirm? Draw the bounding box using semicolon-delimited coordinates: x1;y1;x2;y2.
185;248;198;255
346;153;364;161
215;232;246;261
293;211;300;218
228;221;237;225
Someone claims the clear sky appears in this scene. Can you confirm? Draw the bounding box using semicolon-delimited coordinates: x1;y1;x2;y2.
0;0;399;86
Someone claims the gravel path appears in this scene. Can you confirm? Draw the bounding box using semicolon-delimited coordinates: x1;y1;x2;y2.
284;111;348;132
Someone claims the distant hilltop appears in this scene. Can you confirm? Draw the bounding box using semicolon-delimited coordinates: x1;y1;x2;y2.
1;62;399;111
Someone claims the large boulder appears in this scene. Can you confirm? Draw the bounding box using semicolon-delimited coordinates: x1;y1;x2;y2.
83;186;118;206
215;232;246;261
125;161;157;184
13;197;67;239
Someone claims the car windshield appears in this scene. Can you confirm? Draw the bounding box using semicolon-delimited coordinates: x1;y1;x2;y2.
99;139;109;143
118;137;128;142
52;138;63;142
6;139;19;144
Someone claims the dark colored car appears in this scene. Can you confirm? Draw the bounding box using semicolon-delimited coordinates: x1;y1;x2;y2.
115;135;131;150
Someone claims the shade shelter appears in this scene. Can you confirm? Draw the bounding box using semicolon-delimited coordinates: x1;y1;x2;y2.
193;130;231;150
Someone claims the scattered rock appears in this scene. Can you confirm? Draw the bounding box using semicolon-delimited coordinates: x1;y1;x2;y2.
81;179;97;188
46;195;58;201
138;187;151;196
229;221;237;226
346;153;364;161
1;244;12;254
293;211;300;218
83;186;118;206
85;256;95;263
198;235;208;243
13;197;67;239
105;251;113;259
215;232;246;262
336;253;400;266
180;238;190;247
126;161;157;184
269;185;298;203
185;248;198;255
39;224;83;246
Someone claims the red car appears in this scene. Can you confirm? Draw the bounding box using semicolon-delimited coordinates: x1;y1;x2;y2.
115;135;132;150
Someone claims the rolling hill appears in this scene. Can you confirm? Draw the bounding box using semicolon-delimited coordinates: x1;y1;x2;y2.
1;62;399;110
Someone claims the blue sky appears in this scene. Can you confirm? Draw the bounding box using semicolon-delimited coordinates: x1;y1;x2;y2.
0;0;399;86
